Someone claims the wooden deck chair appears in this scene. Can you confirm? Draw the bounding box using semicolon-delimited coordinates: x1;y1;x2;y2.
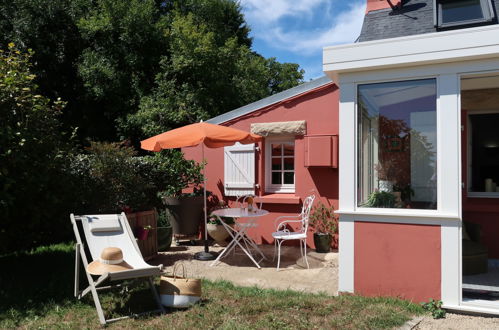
71;213;165;325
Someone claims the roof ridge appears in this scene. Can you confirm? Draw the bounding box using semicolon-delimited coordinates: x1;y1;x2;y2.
207;75;333;124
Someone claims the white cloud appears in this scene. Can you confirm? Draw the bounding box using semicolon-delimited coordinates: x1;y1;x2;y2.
241;0;330;23
241;1;366;55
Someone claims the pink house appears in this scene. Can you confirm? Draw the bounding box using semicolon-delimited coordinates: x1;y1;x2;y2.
185;0;499;315
183;77;339;248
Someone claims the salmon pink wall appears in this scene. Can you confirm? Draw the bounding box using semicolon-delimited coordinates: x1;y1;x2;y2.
354;221;441;302
461;110;499;258
182;84;339;247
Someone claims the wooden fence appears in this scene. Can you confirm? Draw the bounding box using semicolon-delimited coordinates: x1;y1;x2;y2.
126;210;158;261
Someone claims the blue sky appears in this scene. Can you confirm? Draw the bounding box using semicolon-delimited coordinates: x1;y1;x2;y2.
239;0;367;81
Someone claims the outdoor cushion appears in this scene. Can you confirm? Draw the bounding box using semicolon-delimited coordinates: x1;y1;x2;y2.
462;239;488;275
462;239;488;257
87;215;122;232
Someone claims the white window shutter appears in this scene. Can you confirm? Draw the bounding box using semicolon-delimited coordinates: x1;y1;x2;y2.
224;142;256;196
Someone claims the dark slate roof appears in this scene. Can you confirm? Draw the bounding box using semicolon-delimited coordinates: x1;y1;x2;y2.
359;0;499;42
207;76;333;124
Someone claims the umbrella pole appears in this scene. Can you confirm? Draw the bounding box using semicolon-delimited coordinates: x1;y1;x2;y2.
194;145;218;261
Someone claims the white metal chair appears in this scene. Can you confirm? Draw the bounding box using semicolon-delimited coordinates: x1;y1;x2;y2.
71;213;165;325
272;195;316;271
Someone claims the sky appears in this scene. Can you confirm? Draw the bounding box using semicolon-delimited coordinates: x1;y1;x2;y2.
239;0;367;81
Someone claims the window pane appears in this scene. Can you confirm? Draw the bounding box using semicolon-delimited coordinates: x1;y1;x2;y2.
469;114;499;192
271;144;282;156
284;157;294;170
441;0;483;24
271;172;282;184
283;144;294;156
357;79;437;209
271;158;282;170
284;172;294;184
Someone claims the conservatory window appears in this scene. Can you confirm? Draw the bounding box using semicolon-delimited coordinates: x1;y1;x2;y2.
357;79;438;209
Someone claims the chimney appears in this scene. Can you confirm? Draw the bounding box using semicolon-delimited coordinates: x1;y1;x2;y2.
366;0;401;13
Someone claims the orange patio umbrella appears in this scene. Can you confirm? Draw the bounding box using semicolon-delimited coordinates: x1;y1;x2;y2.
141;122;262;260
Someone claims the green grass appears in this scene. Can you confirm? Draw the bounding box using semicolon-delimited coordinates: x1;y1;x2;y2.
0;243;424;329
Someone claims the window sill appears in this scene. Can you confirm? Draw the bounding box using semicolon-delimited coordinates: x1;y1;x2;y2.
335;209;460;220
255;194;301;204
467;192;499;198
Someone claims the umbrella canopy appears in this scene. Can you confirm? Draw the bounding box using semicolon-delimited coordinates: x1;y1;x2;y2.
141;122;261;151
140;122;261;261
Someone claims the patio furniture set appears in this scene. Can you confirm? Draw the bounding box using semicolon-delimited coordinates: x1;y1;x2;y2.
71;194;315;325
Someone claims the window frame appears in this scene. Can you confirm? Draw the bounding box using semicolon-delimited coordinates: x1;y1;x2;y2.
265;136;296;193
433;0;495;29
356;78;439;210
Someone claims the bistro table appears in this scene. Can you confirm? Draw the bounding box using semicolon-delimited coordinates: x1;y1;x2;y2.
209;207;269;268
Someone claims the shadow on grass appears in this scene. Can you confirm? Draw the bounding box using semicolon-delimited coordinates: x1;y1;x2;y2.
0;243;189;323
0;243;76;316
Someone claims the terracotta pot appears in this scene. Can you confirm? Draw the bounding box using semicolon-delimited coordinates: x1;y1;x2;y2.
207;223;231;246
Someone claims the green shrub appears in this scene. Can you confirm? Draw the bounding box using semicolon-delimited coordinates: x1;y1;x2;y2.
0;44;76;253
70;142;203;214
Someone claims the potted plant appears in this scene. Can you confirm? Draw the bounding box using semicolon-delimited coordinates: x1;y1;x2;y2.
206;201;235;246
157;210;173;251
159;185;206;238
364;190;397;208
206;215;235;246
375;162;395;192
309;201;338;253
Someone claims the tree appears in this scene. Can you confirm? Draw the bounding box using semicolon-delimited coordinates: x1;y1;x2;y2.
0;0;304;143
124;9;304;139
0;44;74;252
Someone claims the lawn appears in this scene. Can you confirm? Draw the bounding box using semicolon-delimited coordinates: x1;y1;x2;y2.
0;243;424;329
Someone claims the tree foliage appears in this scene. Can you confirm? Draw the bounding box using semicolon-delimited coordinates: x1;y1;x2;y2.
0;44;74;252
0;0;304;142
0;0;306;252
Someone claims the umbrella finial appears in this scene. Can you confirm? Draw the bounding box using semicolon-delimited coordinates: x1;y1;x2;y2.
200;119;204;123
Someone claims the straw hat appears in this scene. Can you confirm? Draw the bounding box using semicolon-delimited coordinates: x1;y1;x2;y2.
87;247;132;275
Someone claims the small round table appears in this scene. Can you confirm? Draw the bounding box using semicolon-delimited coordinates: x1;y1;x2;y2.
209;208;269;268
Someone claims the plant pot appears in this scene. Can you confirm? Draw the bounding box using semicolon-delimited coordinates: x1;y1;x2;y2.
379;180;394;192
207;223;231;246
157;226;173;251
162;196;181;205
163;196;203;236
137;227;150;241
314;233;332;253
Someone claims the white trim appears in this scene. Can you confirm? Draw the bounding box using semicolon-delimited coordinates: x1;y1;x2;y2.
264;137;295;193
336;209;459;220
338;215;354;293
445;303;499;316
441;223;461;306
324;25;499;82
